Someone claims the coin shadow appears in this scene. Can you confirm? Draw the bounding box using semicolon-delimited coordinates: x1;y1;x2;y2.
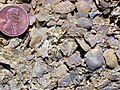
0;28;29;40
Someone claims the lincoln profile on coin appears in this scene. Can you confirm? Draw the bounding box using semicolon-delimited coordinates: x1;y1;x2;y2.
3;8;23;35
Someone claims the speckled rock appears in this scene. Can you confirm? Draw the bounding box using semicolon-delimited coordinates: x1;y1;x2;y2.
103;49;118;68
85;46;104;70
54;1;75;13
75;1;91;17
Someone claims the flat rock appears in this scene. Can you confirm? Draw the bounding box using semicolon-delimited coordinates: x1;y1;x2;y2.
85;46;104;70
77;17;93;29
103;49;118;68
59;39;78;56
54;1;75;13
29;27;47;47
66;51;82;68
29;15;36;25
58;73;72;86
55;63;68;77
76;38;90;51
75;1;91;17
84;32;97;47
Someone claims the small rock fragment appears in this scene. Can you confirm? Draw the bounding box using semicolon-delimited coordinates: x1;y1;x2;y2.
5;38;22;48
75;1;91;17
54;1;75;13
66;51;82;68
77;17;92;29
84;32;97;47
55;63;68;77
29;15;36;25
58;73;72;86
36;40;49;58
29;27;47;47
85;46;104;70
103;49;118;68
59;39;78;56
76;38;90;51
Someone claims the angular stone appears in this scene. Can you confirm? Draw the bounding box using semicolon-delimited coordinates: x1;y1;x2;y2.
36;10;52;22
59;39;78;56
55;63;68;77
103;49;118;68
77;17;93;29
58;73;72;86
66;51;82;68
75;1;91;17
85;46;104;70
76;38;90;51
84;32;97;47
29;27;47;47
5;38;22;48
54;1;75;13
36;40;49;58
29;15;36;25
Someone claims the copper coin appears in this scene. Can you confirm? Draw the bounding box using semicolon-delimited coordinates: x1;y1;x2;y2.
0;5;29;37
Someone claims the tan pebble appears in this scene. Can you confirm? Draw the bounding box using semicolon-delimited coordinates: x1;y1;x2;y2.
103;49;118;68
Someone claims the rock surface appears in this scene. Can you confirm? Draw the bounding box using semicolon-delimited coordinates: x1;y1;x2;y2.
0;0;120;90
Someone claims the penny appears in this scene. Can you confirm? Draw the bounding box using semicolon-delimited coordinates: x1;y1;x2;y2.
0;5;29;37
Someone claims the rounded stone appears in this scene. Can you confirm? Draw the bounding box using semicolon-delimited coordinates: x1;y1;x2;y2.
85;46;104;70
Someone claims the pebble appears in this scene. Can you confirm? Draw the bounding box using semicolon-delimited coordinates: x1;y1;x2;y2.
36;10;52;22
84;32;97;47
29;27;47;47
33;61;47;77
77;17;93;29
85;46;104;70
75;1;91;17
103;49;118;68
59;39;78;56
66;51;82;68
1;0;120;89
55;63;68;77
5;38;22;48
36;40;49;58
76;38;91;51
29;15;36;25
54;1;75;13
58;73;72;86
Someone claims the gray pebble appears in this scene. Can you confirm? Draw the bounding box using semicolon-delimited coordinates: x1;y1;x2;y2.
77;17;92;29
85;46;104;70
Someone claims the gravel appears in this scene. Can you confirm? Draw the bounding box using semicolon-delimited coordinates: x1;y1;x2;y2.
0;0;120;89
